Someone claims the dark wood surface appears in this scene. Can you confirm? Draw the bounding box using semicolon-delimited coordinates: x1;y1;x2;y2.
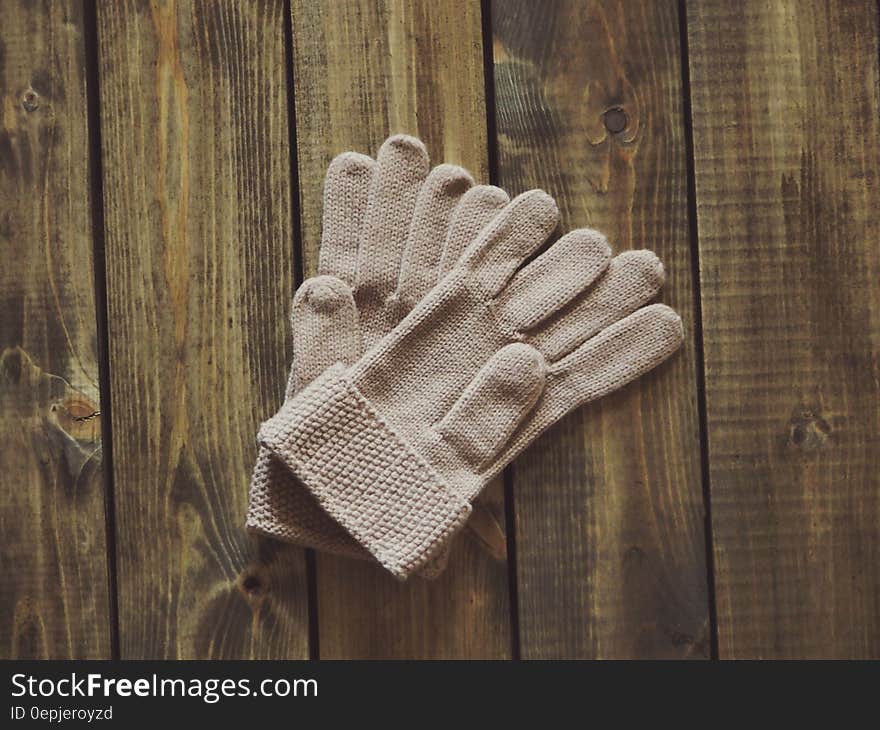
687;0;880;658
95;0;308;658
0;0;111;659
0;0;877;659
493;0;709;658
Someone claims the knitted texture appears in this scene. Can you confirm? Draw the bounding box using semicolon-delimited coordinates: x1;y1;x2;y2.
260;188;685;578
247;134;509;569
261;365;471;578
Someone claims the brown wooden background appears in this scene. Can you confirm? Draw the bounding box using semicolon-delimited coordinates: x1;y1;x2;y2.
1;0;878;660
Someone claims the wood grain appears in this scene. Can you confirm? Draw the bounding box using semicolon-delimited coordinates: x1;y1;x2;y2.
0;0;110;658
291;0;512;658
96;0;308;658
492;0;709;658
687;0;880;658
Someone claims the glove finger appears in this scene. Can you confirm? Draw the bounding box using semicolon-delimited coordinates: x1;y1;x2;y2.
460;189;559;298
435;343;546;479
544;302;683;418
395;164;474;312
438;185;509;276
356;135;429;345
530;250;666;361
494;228;611;333
482;303;684;483
289;275;360;394
318;152;377;283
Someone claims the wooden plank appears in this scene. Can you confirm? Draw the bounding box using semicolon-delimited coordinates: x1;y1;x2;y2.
0;0;111;658
492;0;710;658
291;0;512;658
687;0;880;658
96;0;308;658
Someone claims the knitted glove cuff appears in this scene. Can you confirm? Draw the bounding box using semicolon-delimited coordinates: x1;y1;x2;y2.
258;364;471;579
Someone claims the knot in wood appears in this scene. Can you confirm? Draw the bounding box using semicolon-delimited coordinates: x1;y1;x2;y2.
787;409;831;451
241;574;263;597
602;106;628;134
21;89;40;112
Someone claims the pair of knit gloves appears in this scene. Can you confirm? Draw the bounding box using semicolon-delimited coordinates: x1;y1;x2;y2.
247;134;683;580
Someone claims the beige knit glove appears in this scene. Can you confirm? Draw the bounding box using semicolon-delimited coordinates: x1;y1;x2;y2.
247;134;509;563
258;189;685;579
